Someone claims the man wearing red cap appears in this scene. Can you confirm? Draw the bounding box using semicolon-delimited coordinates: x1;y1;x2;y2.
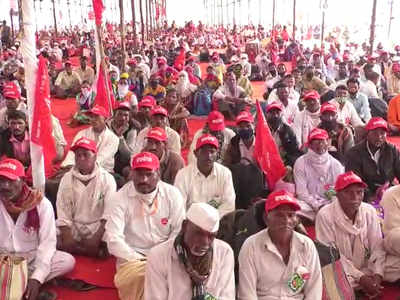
0;81;26;131
293;90;321;146
316;171;385;296
54;60;82;99
175;133;235;217
345;117;400;202
238;190;322;299
294;128;344;221
106;152;185;300
188;110;235;164
56;137;116;257
133;105;181;155
142;127;184;184
61;105;119;173
0;158;75;299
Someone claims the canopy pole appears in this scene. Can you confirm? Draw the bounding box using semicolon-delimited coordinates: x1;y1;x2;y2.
369;0;377;55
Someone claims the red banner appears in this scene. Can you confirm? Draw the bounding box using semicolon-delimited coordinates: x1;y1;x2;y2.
92;0;104;26
94;65;115;117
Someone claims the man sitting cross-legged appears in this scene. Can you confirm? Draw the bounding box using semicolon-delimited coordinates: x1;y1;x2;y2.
56;137;116;258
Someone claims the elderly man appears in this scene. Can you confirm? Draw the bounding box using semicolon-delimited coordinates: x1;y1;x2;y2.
61;105;119;173
238;190;322;299
175;134;235;217
133;105;181;155
302;65;329;95
293;90;321;147
56;137;116;257
106;152;186;300
116;73;138;110
142;127;184;184
188;110;235;165
145;203;235;300
54;60;82;99
294;128;344;221
0;158;75;300
345;117;400;202
143;76;166;102
316;172;386;297
0;81;26;131
74;55;95;85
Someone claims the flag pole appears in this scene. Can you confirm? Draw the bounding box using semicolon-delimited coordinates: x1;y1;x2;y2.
119;0;127;71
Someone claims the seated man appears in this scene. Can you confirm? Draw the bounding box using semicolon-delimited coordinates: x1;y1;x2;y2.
175;134;235;217
294;128;344;221
224;110;255;167
142;127;184;184
135;95;156;130
293;90;321;147
230;63;253;97
302;65;329;95
0;158;75;299
318;102;354;163
72;80;96;125
116;73;138;110
270;81;299;125
145;203;235;300
54;60;82;99
316;172;385;297
106;152;186;300
347;78;371;123
56;137;117;257
61;105;119;173
266;102;302;167
143;75;166;103
238;190;322;299
74;55;95;85
133;105;181;155
213;70;251;119
381;185;400;283
0;81;27;131
188;110;235;164
345;117;400;202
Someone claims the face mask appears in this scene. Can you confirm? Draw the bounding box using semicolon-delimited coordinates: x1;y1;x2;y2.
81;87;92;97
336;96;347;105
118;84;129;96
238;128;254;140
111;75;118;82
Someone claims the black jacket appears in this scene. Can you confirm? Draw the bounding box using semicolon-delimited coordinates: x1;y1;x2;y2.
345;140;400;196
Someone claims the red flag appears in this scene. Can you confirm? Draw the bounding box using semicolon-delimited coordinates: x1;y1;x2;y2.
31;56;56;177
253;100;286;190
94;65;115;117
92;0;104;26
174;48;185;71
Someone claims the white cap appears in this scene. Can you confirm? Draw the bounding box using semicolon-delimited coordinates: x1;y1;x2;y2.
186;203;220;233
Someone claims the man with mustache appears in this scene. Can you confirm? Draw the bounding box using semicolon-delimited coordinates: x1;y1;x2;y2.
345;117;400;202
238;190;322;299
106;152;186;300
0;158;75;300
175;134;235;217
316;172;385;298
144;203;235;300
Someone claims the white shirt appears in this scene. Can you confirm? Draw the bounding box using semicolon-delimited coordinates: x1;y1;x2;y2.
174;162;236;217
133;126;181;156
293;109;320;146
267;88;300;105
145;238;235;300
61;126;119;172
329;99;364;127
238;229;323;300
0;197;57;283
360;80;379;99
105;181;186;265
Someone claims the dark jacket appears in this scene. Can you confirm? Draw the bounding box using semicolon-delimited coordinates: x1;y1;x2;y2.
345;140;400;197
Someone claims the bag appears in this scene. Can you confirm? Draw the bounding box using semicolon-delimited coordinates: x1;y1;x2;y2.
368;97;388;120
314;241;355;300
0;255;28;300
192;87;212;116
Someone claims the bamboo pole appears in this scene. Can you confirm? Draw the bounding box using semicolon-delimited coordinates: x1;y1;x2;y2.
369;0;377;55
292;0;296;40
388;0;393;39
272;0;276;33
119;0;126;71
145;0;149;40
52;0;58;37
149;0;154;40
131;0;138;50
139;0;145;46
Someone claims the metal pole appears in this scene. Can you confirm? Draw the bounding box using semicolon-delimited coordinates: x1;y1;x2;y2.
10;10;14;42
139;0;145;47
388;0;394;39
321;0;328;48
272;0;276;33
292;0;296;40
52;0;58;37
119;0;126;71
131;0;138;50
233;0;235;25
248;0;250;24
369;0;377;55
259;0;261;25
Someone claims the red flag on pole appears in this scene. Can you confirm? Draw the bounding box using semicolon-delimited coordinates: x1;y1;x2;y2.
253;100;286;190
93;64;115;117
31;56;56;177
174;48;185;71
92;0;104;26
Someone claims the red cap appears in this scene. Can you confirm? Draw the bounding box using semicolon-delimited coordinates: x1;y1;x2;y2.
303;90;320;101
211;52;219;58
393;64;400;73
87;105;109;118
3;82;21;99
266;101;283;113
139;96;156;109
207;111;225;131
395;45;400;51
131;152;160;170
196;134;219;150
365;117;388;131
150;106;168;117
127;58;137;65
64;60;72;65
115;101;131;111
265;190;300;214
320;102;337;114
146;127;167;142
71;137;98;153
335;171;367;191
157;57;167;65
0;158;25;180
236;111;254;124
308;128;329;143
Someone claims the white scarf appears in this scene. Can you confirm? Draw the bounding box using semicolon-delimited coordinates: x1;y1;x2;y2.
176;71;195;98
118;84;130;98
301;109;321;145
135;183;160;215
